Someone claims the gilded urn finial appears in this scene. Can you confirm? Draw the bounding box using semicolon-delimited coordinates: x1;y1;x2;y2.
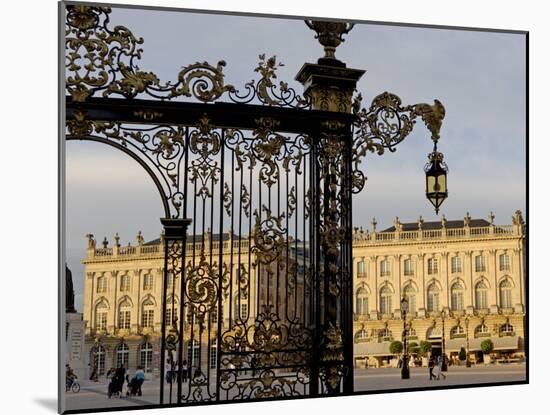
305;20;355;61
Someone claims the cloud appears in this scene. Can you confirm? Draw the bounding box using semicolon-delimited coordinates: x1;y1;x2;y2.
65;7;526;311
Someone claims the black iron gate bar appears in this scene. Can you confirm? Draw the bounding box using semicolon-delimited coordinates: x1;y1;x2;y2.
64;3;447;405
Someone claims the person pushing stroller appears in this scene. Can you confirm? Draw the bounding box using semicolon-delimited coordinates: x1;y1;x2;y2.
108;364;126;398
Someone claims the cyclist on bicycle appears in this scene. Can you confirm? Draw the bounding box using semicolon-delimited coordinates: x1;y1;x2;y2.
66;364;78;389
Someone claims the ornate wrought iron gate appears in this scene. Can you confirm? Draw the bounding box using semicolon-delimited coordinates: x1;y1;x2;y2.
64;4;445;405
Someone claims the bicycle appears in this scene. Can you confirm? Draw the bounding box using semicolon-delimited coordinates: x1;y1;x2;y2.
66;378;80;393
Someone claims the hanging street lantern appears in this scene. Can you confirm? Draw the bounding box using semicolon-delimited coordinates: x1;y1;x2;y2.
424;146;448;215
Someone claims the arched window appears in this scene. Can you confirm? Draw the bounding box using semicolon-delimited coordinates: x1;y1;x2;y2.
96;276;107;293
403;284;416;314
450;326;465;338
120;274;130;292
379;286;392;314
116;343;129;368
90;344;106;375
500;323;514;335
406;327;417;338
140;342;153;373
475;281;488;309
499;279;513;308
356;288;369;315
427;283;440;312
379;328;392;339
187;339;200;365
426;326;442;339
118;300;131;329
95;302;108;331
450;282;464;311
474;324;489;337
499;254;510;271
209;339;217;369
143;273;154;290
380;260;390;277
141;299;155;328
355;329;368;342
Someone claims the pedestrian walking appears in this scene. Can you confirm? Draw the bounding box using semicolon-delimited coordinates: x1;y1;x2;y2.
90;364;98;382
174;360;179;383
437;355;447;380
251;356;258;376
165;357;172;384
181;360;188;383
115;364;126;398
428;356;436;380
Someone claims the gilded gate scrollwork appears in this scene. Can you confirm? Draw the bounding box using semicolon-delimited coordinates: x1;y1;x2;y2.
65;5;446;404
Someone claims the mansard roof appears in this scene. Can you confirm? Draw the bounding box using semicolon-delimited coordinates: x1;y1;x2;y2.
144;231;238;246
382;219;491;232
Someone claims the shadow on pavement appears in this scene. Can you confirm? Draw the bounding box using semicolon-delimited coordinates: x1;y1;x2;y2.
34;398;58;413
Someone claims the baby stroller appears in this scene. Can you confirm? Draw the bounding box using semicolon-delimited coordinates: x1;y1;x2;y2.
108;375;123;398
126;376;140;397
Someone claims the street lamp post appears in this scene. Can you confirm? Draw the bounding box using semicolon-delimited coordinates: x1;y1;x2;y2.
441;309;448;371
465;317;471;367
401;297;410;379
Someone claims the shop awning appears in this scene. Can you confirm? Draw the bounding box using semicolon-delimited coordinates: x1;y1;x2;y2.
444;336;519;352
354;341;393;356
492;336;519;350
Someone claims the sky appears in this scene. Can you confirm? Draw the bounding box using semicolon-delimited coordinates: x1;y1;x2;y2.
65;6;526;311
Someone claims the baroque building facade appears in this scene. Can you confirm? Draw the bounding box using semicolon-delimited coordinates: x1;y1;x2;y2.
79;211;526;377
352;211;526;367
81;229;308;379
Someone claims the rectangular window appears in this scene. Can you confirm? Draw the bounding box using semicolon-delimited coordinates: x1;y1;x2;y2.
96;277;107;293
499;254;510;271
404;259;414;276
143;274;153;290
451;256;462;273
357;260;366;277
380;260;390;277
120;275;130;292
427;259;438;275
475;255;486;272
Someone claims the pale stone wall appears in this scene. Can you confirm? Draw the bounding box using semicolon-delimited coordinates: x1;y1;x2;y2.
351;211;526;366
80;211;526;375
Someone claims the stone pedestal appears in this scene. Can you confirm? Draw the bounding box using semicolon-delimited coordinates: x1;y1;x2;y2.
65;312;87;379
